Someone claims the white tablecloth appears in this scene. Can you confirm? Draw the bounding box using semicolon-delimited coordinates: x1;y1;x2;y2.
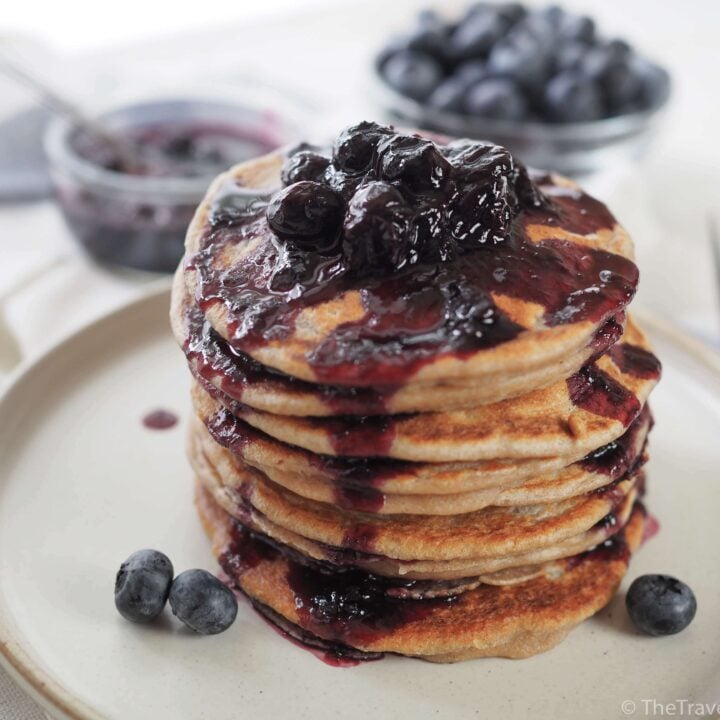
1;0;718;716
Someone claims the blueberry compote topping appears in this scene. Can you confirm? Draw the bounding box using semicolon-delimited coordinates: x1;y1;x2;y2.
219;520;456;650
581;406;650;476
191;122;638;386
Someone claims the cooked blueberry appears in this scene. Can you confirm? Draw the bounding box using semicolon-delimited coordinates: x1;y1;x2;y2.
626;574;697;636
382;50;443;101
343;182;412;274
449;8;508;60
267;181;342;244
169;569;238;635
465;78;528;121
376;134;451;191
281;151;330;185
449;149;517;247
544;71;604;122
114;549;173;623
333;121;392;174
428;77;469;112
442;139;514;180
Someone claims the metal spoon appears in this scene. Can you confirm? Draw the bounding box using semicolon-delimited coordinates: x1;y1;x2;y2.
0;48;140;172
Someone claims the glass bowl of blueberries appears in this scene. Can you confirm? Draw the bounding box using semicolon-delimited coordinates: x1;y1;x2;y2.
373;3;671;175
45;97;300;273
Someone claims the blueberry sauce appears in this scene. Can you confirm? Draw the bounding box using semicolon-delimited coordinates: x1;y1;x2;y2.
218;513;636;657
580;406;650;476
189;123;638;387
73;122;279;179
142;409;178;430
609;343;662;380
641;513;661;544
566;363;640;426
62;120;282;273
184;304;399;415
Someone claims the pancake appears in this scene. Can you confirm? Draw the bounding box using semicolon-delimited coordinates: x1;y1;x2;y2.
172;266;622;415
191;408;650;515
192;382;651;494
174;125;660;662
183;147;637;390
190;427;637;561
196;481;646;661
191;318;659;462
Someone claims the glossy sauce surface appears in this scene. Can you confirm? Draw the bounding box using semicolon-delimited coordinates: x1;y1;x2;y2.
188;124;639;387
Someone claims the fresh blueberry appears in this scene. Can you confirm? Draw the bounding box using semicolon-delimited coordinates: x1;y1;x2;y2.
382;49;443;101
428;77;469;112
581;42;642;111
544;71;604;122
465;78;528;121
114;549;173;623
169;569;238;635
449;8;508;60
405;9;450;59
558;13;595;43
626;574;697;636
554;41;590;72
281;151;330;185
631;57;671;109
376;134;451;191
455;59;489;84
487;32;553;90
266;181;343;245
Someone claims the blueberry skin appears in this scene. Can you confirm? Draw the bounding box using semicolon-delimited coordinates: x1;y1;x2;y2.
626;574;697;636
465;78;528;121
449;9;508;60
114;549;173;623
428;77;470;112
544;71;604;122
169;569;238;635
382;50;443;101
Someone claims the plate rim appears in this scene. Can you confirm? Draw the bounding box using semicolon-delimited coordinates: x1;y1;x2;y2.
0;289;717;720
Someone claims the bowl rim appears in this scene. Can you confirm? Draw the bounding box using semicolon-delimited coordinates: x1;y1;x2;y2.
43;97;296;202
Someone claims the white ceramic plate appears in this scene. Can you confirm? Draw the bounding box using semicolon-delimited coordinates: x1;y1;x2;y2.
1;288;718;720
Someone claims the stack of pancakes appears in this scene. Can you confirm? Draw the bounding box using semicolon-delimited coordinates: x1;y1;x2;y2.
172;138;660;662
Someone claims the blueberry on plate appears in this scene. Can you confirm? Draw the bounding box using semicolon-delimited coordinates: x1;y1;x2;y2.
382;49;443;101
465;78;528;121
626;574;697;636
544;70;604;122
114;549;173;623
169;569;238;635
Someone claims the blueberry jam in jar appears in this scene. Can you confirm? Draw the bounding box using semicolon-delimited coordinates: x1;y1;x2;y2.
45;100;293;273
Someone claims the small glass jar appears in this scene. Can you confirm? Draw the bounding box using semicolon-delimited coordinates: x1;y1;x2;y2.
44;97;300;273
